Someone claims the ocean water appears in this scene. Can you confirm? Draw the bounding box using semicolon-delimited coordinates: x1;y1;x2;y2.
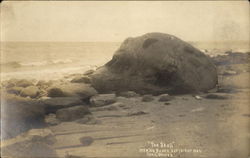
1;41;249;81
1;42;120;80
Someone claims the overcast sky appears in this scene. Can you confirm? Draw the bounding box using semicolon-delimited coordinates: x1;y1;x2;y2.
1;1;249;42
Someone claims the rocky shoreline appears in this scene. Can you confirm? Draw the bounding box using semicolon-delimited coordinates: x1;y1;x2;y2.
1;33;249;158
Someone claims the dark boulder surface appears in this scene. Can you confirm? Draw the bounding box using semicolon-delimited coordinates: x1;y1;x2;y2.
90;33;217;94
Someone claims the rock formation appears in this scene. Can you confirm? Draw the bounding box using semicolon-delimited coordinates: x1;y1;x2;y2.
90;33;217;94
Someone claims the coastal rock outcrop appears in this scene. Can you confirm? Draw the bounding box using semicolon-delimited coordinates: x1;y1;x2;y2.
90;33;217;94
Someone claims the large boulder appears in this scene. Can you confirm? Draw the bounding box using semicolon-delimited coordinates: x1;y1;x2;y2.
90;33;217;94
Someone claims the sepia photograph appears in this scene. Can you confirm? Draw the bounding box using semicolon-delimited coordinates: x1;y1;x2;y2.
0;1;249;158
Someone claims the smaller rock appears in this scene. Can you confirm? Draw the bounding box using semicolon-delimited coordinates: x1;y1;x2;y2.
242;114;250;117
6;87;23;95
3;79;18;88
56;105;90;121
164;102;171;105
71;76;91;84
79;136;94;146
45;114;60;126
179;114;185;117
217;88;238;93
158;94;172;102
194;95;202;100
90;94;116;107
20;86;40;98
42;97;83;113
142;95;154;102
119;91;139;98
65;153;82;158
112;102;126;107
48;83;97;99
205;94;229;99
16;79;34;87
90;103;120;112
47;87;65;97
127;111;148;116
223;70;237;76
191;107;205;112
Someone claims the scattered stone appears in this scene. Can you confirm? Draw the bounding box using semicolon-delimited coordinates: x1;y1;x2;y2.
79;136;94;146
242;114;250;117
142;95;154;102
223;70;237;76
182;97;188;100
217;88;239;93
56;105;90;121
119;91;139;98
65;153;83;158
179;114;186;117
205;94;229;100
3;79;18;88
71;76;91;84
45;113;61;126
47;83;97;99
47;87;65;97
194;95;202;100
90;94;116;107
191;107;205;112
158;94;172;102
16;79;34;88
6;86;23;95
20;86;40;98
42;97;83;113
90;33;217;94
127;111;148;116
90;105;118;112
36;80;54;88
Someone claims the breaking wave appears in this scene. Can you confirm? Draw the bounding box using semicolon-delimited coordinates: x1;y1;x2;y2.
2;59;74;68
